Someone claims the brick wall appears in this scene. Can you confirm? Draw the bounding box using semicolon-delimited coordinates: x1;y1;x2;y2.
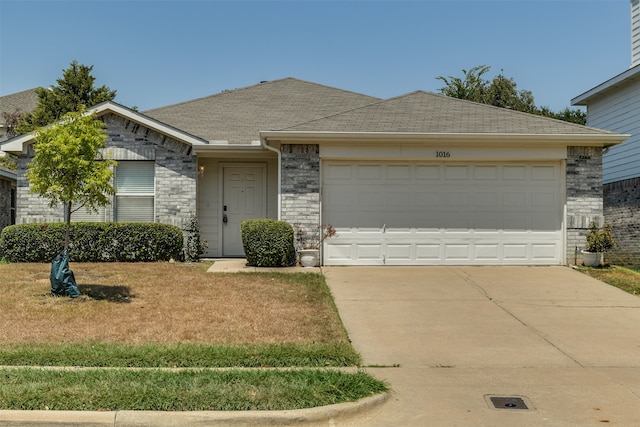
565;146;604;264
280;144;320;240
16;113;197;229
0;177;12;230
604;177;640;266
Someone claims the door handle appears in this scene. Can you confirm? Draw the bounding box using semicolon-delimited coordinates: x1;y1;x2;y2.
223;214;228;224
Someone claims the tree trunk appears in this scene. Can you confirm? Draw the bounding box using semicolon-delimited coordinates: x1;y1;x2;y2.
65;201;71;251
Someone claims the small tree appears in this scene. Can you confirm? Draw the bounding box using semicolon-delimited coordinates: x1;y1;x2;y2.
26;107;116;251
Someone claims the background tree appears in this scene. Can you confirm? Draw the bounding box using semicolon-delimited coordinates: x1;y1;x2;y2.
26;108;116;250
17;60;116;134
437;65;586;125
1;109;24;138
436;65;489;103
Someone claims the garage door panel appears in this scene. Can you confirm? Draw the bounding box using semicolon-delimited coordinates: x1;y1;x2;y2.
416;244;441;260
323;162;563;265
475;244;500;260
532;244;559;260
415;165;441;180
504;244;528;260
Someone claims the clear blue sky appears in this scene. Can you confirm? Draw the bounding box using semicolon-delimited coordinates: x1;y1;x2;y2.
0;0;632;112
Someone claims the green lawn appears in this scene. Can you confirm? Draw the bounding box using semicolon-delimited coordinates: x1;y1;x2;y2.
0;368;387;411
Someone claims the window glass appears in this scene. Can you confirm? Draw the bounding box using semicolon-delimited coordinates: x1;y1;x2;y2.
115;162;154;222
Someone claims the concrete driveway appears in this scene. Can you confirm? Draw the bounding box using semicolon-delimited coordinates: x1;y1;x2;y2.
323;266;640;426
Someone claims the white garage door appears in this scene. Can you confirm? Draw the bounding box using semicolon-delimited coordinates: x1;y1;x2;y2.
322;162;563;265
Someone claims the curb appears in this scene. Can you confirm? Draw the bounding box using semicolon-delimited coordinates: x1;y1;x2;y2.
0;392;391;426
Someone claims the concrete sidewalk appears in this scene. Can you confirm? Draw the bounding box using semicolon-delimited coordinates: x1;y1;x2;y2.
206;258;322;273
323;266;640;426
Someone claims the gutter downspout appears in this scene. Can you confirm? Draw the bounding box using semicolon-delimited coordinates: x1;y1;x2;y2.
260;136;282;220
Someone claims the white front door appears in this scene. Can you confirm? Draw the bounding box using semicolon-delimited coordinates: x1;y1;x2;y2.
222;165;266;257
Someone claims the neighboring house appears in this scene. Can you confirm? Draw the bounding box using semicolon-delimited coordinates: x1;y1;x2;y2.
571;0;640;266
0;165;16;231
0;78;628;266
0;88;38;142
0;89;36;232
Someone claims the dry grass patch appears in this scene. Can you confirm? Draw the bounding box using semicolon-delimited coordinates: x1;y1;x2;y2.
0;263;349;346
578;265;640;297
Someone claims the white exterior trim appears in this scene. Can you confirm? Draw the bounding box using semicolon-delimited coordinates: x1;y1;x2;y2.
0;101;209;155
262;131;627;147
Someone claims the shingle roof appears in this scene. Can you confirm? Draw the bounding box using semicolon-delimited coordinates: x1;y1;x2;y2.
282;90;618;135
143;78;380;144
0;88;38;126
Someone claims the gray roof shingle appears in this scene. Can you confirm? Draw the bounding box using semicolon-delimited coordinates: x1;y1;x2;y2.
0;88;38;126
144;78;380;144
282;90;617;135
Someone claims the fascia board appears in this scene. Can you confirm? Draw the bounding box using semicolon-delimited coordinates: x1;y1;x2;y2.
0;167;16;180
89;102;209;146
0;101;209;154
0;133;34;154
193;142;267;155
260;131;629;148
572;65;640;105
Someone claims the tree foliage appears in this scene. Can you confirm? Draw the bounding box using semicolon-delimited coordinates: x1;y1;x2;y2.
26;108;116;250
437;65;586;125
16;60;116;133
1;110;24;138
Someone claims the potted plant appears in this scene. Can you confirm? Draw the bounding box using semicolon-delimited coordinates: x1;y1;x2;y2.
582;221;616;267
294;224;337;267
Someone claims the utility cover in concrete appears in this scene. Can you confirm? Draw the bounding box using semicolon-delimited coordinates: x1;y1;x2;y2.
488;396;529;410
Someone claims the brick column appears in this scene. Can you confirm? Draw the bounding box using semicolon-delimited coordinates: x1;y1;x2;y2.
565;146;603;263
280;144;320;235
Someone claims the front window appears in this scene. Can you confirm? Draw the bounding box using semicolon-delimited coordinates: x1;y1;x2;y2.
69;161;155;223
115;161;155;222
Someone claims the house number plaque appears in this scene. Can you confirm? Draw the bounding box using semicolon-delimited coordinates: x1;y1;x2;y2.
435;151;451;158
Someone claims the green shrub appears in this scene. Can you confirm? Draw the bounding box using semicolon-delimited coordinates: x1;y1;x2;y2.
0;223;184;262
184;213;208;262
241;219;295;267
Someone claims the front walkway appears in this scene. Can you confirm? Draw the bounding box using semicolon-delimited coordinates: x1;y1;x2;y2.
206;258;321;273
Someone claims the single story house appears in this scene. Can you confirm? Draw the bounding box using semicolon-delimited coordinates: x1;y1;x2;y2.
0;89;37;232
571;0;640;266
0;88;38;142
0;78;628;265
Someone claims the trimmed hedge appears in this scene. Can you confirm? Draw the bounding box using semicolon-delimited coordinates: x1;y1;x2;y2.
241;219;295;267
0;223;184;263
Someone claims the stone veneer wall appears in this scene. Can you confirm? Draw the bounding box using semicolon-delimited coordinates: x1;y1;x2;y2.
16;113;197;228
0;177;12;230
280;144;320;242
604;177;640;266
565;146;604;264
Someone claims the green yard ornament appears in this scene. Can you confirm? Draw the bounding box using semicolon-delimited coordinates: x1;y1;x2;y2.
26;107;116;296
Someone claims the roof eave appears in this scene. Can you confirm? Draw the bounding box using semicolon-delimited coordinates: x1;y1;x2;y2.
0;167;16;180
261;131;628;147
193;141;268;154
0;101;209;154
572;65;640;105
